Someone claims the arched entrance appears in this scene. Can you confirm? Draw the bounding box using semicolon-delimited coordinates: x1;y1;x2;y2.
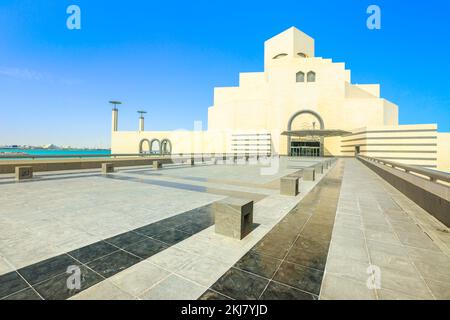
149;139;161;154
287;110;325;157
161;139;172;155
139;139;151;154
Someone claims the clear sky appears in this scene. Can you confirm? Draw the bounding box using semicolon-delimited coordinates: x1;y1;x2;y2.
0;0;449;148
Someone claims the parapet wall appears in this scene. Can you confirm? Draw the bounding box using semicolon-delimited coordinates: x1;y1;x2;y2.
358;157;450;227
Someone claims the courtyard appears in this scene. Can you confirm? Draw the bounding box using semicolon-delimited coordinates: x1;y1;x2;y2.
0;158;449;300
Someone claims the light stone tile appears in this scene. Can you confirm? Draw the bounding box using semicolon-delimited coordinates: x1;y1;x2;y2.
364;229;401;245
325;255;370;283
332;225;364;240
423;278;450;300
148;247;199;272
412;260;450;283
377;267;434;299
0;257;14;276
328;242;369;263
320;273;377;300
109;261;171;297
368;250;417;275
174;256;229;287
69;280;136;300
376;289;429;300
139;274;207;300
406;247;450;267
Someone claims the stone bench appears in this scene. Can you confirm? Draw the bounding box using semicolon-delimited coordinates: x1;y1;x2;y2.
303;167;316;181
15;166;33;181
101;163;114;174
314;163;323;174
153;161;162;169
280;176;299;196
214;197;254;240
289;170;302;178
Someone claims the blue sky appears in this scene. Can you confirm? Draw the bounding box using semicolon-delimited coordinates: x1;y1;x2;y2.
0;0;449;148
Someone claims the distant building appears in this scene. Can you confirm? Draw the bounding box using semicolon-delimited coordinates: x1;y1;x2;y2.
111;27;450;172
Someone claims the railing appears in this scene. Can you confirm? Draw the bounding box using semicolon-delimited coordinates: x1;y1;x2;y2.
0;152;273;161
358;155;450;185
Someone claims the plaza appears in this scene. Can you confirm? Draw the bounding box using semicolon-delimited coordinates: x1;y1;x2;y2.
0;157;449;300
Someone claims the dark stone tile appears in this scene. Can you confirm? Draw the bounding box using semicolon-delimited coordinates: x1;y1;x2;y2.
234;251;282;279
133;223;171;237
251;239;291;260
273;261;324;295
260;281;317;300
33;266;102;300
300;223;334;242
211;268;269;300
105;231;147;248
2;287;42;300
286;237;330;270
0;271;29;299
86;250;141;278
152;228;191;245
18;254;79;285
163;215;193;228
198;289;232;300
68;241;118;264
123;238;168;259
175;222;211;235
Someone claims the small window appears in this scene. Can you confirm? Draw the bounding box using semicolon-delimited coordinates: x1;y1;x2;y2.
273;53;288;59
296;71;305;83
307;71;316;82
297;52;307;58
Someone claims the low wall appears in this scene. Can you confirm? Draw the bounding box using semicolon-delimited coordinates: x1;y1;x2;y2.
358;157;450;227
0;157;176;174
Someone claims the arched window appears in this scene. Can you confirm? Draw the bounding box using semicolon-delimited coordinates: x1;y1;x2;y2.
296;71;305;83
273;53;288;59
307;71;316;82
297;52;307;58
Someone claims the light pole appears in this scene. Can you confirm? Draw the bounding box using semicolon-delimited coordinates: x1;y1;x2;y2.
137;110;147;132
109;101;122;132
109;100;122;111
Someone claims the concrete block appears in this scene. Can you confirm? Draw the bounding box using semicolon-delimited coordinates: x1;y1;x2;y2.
101;163;114;174
303;168;315;181
214;197;254;240
153;161;162;169
281;176;299;196
15;166;33;181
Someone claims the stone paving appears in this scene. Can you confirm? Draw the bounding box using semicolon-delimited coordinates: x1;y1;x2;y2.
1;157;449;300
321;159;450;300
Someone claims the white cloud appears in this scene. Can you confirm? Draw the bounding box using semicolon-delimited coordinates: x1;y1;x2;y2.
0;67;44;81
0;66;81;85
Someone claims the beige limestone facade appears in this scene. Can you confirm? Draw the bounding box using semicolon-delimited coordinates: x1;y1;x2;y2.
111;27;450;172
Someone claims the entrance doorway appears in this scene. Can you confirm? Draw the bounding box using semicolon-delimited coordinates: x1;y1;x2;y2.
290;141;321;157
355;145;361;155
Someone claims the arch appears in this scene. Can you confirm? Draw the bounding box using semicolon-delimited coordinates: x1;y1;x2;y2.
287;110;325;156
307;71;316;82
296;71;305;83
150;139;161;154
273;53;288;59
160;139;172;155
139;139;151;154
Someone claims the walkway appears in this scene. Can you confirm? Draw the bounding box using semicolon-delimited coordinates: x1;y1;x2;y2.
321;159;450;300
